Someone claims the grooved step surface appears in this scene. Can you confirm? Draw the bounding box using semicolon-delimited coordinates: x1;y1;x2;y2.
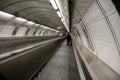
34;41;80;80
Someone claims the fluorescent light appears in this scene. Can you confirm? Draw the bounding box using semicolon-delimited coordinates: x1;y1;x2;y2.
27;21;34;25
55;0;61;10
50;0;58;10
14;17;27;24
57;11;62;18
61;18;64;22
13;17;27;24
41;25;44;28
34;24;40;27
15;17;27;22
0;11;14;18
25;21;35;27
0;11;15;21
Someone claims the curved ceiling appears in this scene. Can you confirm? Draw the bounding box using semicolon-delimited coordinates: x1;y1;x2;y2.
69;0;94;25
0;0;64;30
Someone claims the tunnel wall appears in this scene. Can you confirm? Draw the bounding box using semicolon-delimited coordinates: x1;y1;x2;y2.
84;0;120;74
71;23;89;47
35;29;41;36
72;0;120;75
0;23;59;37
16;27;28;36
27;28;36;36
0;24;15;37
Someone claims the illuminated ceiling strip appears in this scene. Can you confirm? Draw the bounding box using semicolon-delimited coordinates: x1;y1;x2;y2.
49;0;58;10
15;17;27;22
57;11;62;18
49;0;69;32
0;11;15;18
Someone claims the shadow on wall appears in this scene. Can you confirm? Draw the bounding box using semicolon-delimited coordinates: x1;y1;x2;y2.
112;0;120;15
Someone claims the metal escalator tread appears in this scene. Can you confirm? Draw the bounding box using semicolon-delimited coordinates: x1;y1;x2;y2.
35;41;80;80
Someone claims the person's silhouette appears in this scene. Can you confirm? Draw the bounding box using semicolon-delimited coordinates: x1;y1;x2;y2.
66;34;72;46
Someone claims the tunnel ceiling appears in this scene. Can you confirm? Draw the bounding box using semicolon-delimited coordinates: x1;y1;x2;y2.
0;0;64;30
69;0;93;25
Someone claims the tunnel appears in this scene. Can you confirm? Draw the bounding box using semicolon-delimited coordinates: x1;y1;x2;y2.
0;0;120;80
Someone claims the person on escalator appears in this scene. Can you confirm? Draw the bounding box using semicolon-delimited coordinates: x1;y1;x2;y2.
66;34;72;46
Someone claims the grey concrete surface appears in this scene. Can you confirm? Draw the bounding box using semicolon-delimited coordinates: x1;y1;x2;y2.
35;41;80;80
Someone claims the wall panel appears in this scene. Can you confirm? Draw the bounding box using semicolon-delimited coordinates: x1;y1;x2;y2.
0;24;15;37
27;28;35;36
81;0;120;74
16;27;28;36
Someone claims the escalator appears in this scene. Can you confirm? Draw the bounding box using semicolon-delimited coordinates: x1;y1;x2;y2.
0;36;64;80
34;41;80;80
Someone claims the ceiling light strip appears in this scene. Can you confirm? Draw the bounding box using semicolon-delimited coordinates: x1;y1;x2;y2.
49;0;58;10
